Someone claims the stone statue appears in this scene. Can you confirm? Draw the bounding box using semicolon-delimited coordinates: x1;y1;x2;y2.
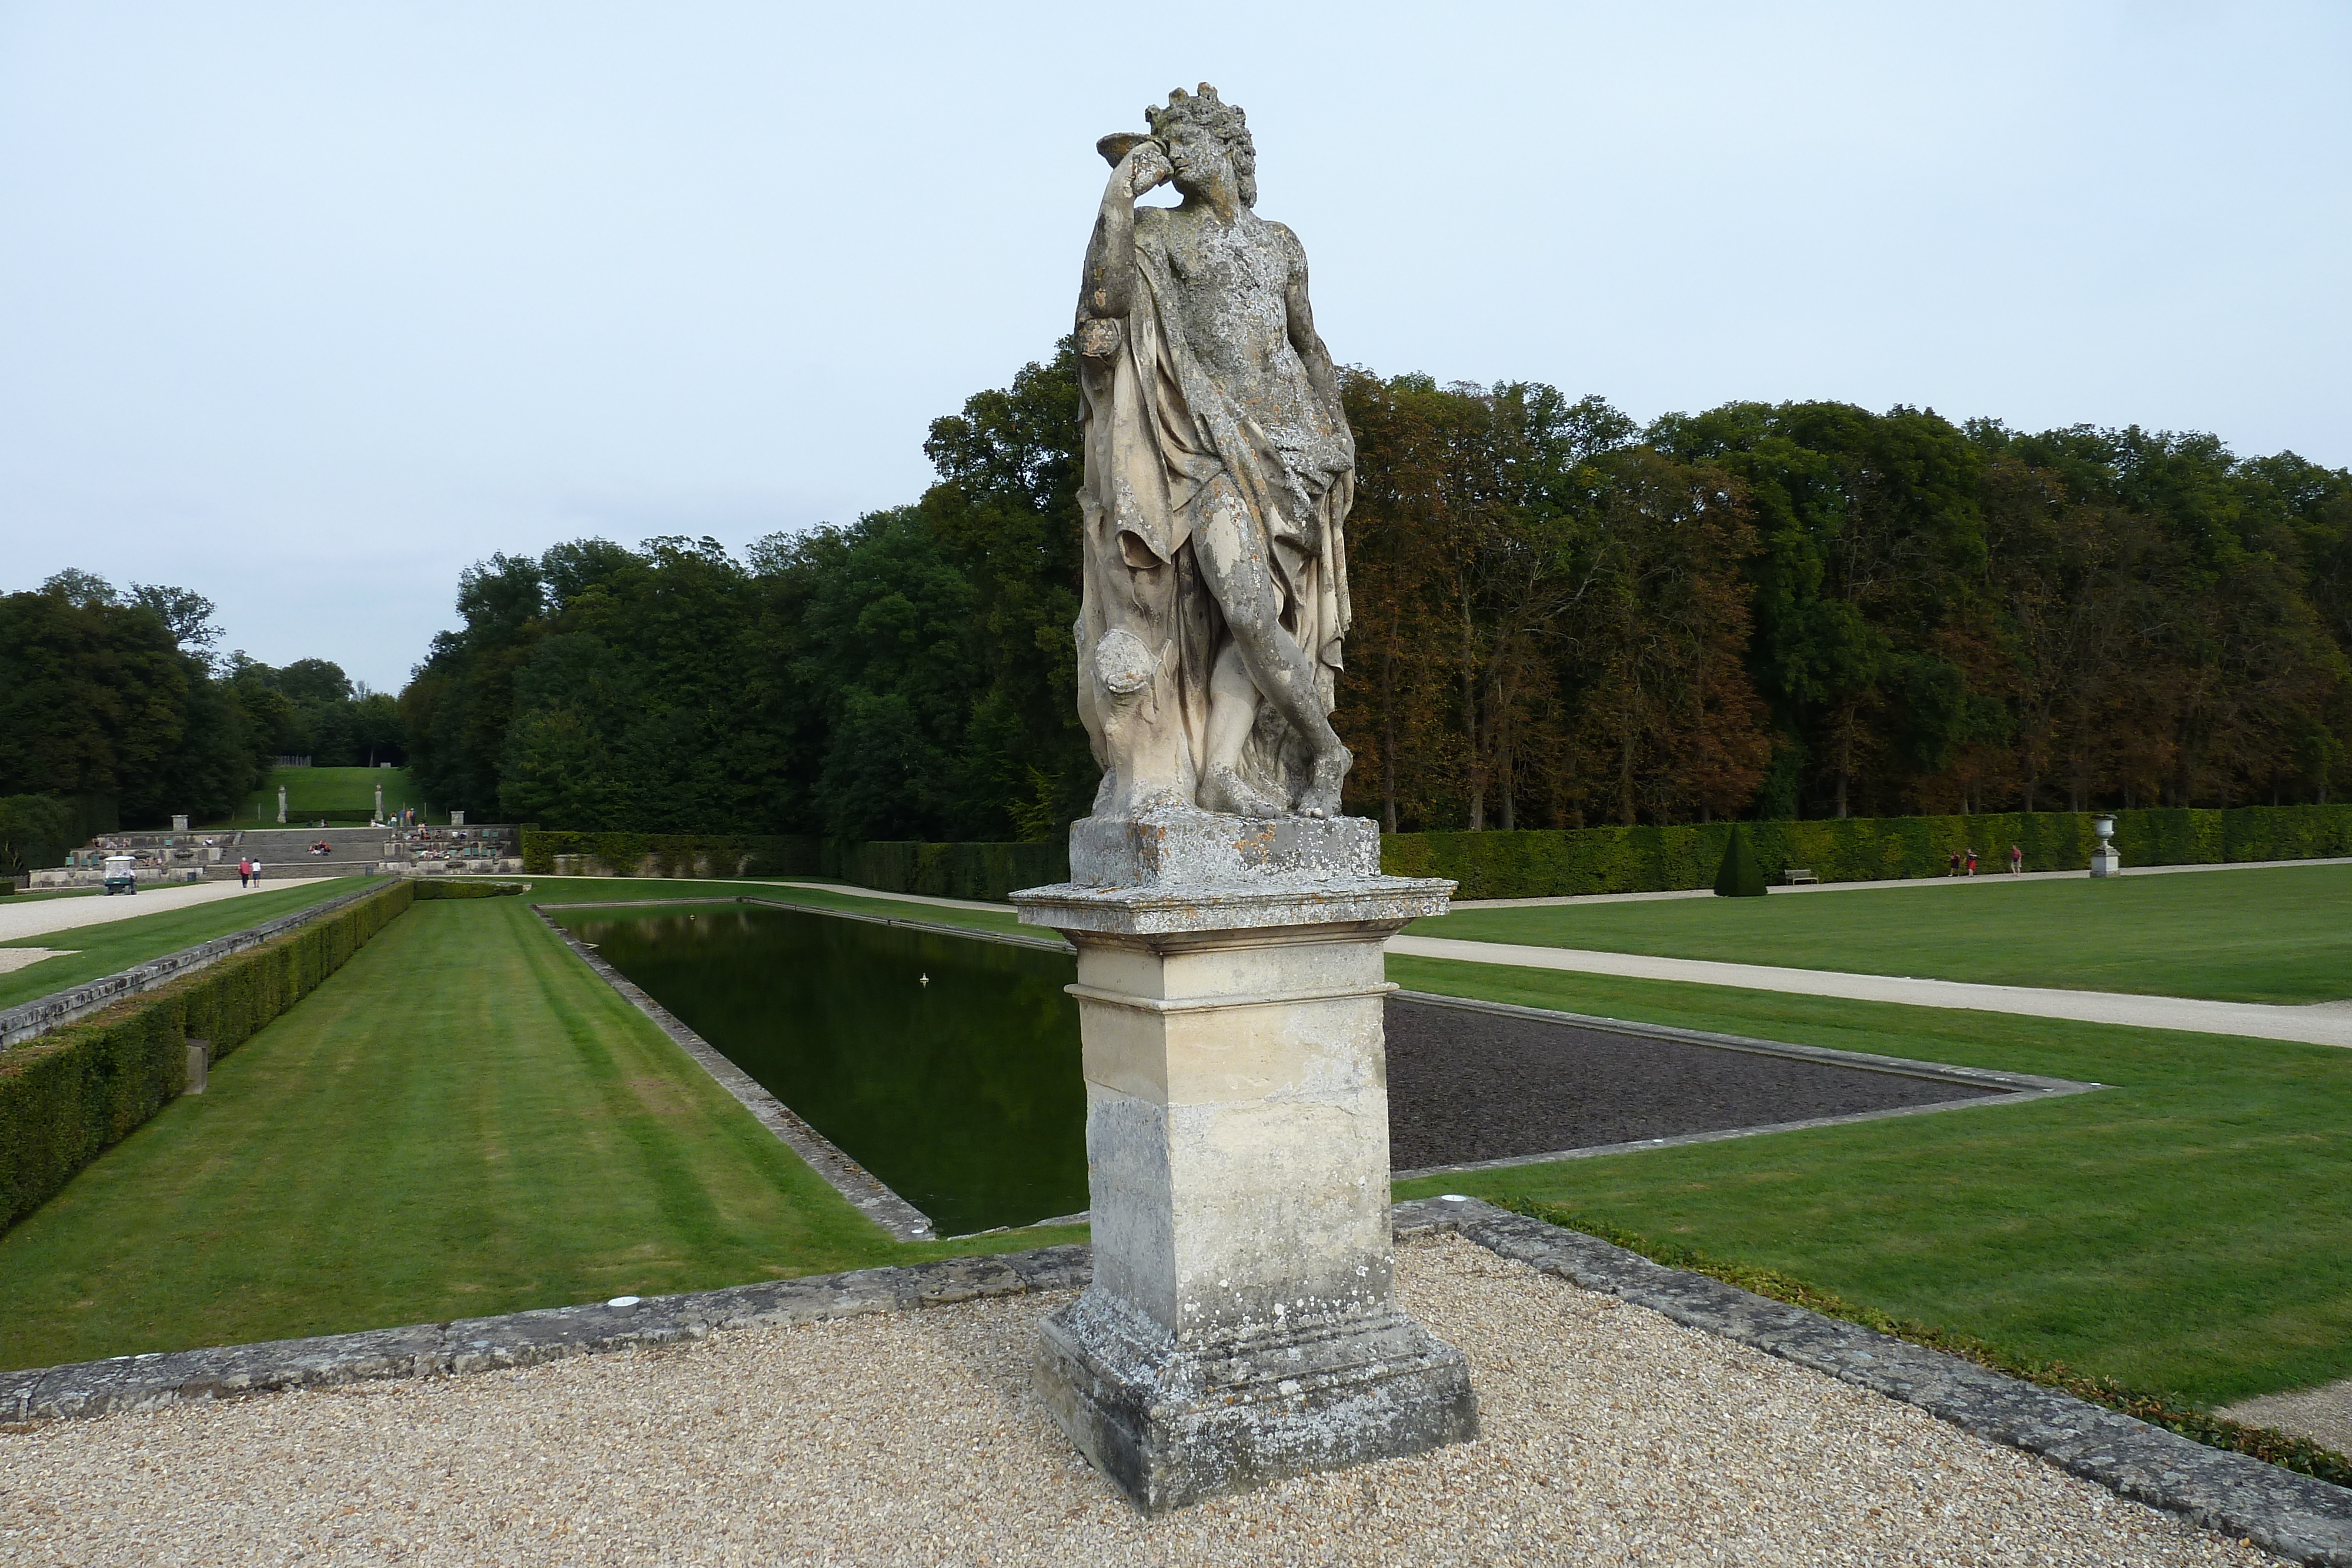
1074;83;1355;823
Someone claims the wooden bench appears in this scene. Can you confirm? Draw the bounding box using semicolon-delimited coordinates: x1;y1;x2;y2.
1782;868;1820;885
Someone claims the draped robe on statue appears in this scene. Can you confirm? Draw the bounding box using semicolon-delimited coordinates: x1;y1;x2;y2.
1073;210;1354;820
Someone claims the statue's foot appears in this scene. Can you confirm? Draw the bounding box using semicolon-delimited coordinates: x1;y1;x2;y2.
1298;748;1352;819
1201;764;1287;819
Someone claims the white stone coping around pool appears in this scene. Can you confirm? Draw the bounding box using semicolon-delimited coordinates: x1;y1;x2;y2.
4;1198;2346;1564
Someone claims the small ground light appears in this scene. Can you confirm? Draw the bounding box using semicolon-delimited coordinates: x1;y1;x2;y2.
607;1296;641;1308
1439;1195;1469;1203
919;972;929;985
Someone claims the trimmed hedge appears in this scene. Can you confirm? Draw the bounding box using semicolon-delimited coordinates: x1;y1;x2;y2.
0;880;415;1233
409;878;527;900
819;838;1069;902
1379;804;2352;899
519;803;2352;904
520;831;820;880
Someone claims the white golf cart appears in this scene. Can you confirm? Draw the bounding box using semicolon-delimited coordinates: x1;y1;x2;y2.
102;854;138;895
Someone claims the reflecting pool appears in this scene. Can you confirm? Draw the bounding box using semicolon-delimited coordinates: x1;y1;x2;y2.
563;905;1084;1236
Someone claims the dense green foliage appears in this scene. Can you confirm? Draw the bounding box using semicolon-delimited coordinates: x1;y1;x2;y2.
0;796;80;880
399;349;2352;841
0;576;258;831
0;881;412;1232
0;571;405;840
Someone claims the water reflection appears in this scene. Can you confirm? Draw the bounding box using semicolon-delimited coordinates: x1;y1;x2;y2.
564;905;1085;1235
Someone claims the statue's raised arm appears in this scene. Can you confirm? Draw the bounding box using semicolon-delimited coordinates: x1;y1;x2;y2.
1071;84;1357;827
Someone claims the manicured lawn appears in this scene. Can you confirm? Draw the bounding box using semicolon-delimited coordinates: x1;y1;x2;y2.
1418;861;2352;1003
1389;953;2352;1406
0;897;1080;1371
218;765;430;827
0;878;370;1011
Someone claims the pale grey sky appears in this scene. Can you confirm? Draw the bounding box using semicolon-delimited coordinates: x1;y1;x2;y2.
3;3;2346;690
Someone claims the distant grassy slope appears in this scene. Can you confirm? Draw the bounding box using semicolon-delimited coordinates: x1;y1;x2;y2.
222;766;429;826
0;878;366;1010
1421;861;2352;1003
0;897;1082;1370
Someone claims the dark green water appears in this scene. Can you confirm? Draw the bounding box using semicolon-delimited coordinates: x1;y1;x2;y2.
563;905;1085;1235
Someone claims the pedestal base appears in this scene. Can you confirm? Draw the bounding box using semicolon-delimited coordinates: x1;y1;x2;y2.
1035;1288;1478;1514
2090;846;2122;877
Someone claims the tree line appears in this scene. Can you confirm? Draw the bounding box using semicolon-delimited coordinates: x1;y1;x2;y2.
393;345;2352;838
0;570;407;835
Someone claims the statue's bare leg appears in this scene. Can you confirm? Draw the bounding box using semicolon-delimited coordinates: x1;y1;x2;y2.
1192;486;1351;817
1201;642;1287;815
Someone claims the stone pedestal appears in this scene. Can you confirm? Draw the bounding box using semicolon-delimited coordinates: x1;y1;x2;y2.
1011;809;1474;1513
2090;845;2122;877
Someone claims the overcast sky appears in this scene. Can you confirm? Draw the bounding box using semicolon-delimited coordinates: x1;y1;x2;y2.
3;3;2347;691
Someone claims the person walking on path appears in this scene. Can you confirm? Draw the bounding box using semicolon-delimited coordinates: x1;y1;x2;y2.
1966;848;1979;876
237;857;252;888
2009;843;2024;875
1947;850;1961;876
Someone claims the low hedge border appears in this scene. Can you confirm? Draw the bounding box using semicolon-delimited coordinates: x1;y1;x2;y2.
409;879;527;901
521;832;819;881
1381;804;2352;900
522;804;2352;904
0;880;415;1234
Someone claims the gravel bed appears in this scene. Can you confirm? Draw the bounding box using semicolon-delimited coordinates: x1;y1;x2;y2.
1385;997;1997;1170
0;1236;2277;1566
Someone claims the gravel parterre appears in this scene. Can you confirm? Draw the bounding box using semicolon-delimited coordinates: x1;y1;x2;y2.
0;1235;2281;1566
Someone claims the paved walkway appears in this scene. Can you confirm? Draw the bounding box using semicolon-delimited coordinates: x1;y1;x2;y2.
749;876;2352;1049
0;879;329;945
1386;933;2352;1048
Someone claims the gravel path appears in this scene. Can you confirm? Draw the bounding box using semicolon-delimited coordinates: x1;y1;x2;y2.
1384;998;1994;1171
0;1236;2276;1566
0;880;326;944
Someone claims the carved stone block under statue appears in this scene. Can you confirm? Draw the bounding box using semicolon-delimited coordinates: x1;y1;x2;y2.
1013;85;1474;1513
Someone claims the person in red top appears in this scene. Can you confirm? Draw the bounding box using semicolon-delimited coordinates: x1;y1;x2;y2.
1966;848;1979;875
2009;843;2024;875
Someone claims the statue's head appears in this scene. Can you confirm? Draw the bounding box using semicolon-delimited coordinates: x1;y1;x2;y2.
1146;83;1257;209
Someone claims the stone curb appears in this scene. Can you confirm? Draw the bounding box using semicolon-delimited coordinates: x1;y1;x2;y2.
0;880;396;1051
5;1197;2346;1561
1393;1196;2352;1567
0;1247;1091;1424
530;905;941;1242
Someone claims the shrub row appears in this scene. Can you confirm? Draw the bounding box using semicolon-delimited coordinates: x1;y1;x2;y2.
1379;804;2352;898
519;831;820;880
819;838;1070;903
518;803;2352;904
0;879;415;1233
409;878;527;900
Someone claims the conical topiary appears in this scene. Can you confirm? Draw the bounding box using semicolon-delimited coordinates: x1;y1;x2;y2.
1712;824;1768;897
